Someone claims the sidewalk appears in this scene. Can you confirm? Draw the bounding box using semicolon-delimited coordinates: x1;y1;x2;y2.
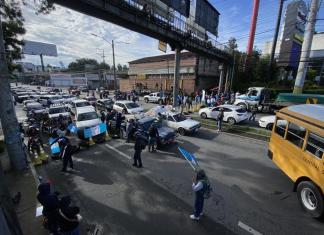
0;147;47;235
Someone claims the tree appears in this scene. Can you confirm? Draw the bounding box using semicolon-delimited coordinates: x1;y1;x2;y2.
117;63;123;72
33;0;55;14
99;62;110;71
68;58;99;71
0;1;26;72
227;37;238;51
122;64;129;72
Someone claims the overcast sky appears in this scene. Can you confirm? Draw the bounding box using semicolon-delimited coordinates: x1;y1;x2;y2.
20;0;324;68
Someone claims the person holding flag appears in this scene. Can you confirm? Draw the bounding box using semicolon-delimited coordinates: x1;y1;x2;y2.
178;147;211;221
191;169;208;220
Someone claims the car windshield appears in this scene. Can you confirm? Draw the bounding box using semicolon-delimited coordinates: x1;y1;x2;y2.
76;101;91;107
173;113;187;122
139;119;162;130
125;102;139;109
50;96;62;100
49;107;66;114
103;100;113;105
77;112;98;121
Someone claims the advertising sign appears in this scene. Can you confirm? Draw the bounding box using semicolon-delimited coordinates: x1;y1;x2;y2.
194;0;219;36
158;41;167;53
23;40;58;57
289;41;302;68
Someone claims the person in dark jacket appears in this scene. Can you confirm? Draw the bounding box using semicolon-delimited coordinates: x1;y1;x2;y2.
217;109;224;132
37;182;60;234
100;111;106;123
190;170;207;220
60;139;79;172
57;196;81;235
133;132;144;168
148;123;159;152
126;119;135;143
115;112;122;135
249;104;258;122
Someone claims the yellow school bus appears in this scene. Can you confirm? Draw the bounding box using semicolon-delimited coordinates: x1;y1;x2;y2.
268;104;324;218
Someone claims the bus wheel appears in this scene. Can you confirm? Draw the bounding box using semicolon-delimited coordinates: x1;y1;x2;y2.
297;181;324;218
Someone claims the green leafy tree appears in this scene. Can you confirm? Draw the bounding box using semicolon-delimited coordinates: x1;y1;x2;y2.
33;0;55;14
122;64;128;72
117;63;123;72
99;62;110;71
227;37;238;51
1;1;26;72
68;58;99;71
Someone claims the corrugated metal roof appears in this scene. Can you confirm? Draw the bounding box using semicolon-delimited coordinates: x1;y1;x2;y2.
287;104;324;122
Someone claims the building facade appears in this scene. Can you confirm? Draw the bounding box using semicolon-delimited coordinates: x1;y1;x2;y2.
120;52;222;94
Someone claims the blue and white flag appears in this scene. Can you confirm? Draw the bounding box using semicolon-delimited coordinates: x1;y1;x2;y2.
49;138;60;154
178;147;199;170
68;123;78;133
84;123;107;138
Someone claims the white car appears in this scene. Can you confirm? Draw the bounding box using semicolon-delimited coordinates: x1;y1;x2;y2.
258;115;276;130
75;107;100;129
161;111;201;135
68;99;93;115
199;105;249;125
48;104;71;120
113;100;144;114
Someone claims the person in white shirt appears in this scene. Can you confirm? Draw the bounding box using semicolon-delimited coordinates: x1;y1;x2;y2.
190;169;207;220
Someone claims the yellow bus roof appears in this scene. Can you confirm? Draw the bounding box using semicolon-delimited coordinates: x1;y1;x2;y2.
279;104;324;128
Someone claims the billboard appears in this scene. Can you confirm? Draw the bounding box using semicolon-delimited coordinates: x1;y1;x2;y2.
289;41;302;68
23;40;58;57
159;0;190;17
194;0;219;36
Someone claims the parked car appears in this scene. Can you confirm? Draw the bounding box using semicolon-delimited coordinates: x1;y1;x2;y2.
96;99;114;112
144;91;170;105
199;105;249;125
48;104;71;120
79;86;89;92
23;99;36;110
160;111;200;135
25;102;46;117
75;107;105;142
84;96;97;106
68;99;93;115
258;115;276;130
120;116;176;147
113;100;144;114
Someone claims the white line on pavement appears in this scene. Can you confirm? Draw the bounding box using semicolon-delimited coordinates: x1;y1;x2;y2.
238;221;263;235
104;143;131;160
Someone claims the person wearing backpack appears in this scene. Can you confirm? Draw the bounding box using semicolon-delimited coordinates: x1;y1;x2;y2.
190;169;209;221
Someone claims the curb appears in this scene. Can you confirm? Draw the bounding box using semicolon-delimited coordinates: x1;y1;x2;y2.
191;117;271;141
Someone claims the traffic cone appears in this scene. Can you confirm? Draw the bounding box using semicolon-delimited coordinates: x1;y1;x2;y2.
88;137;95;146
39;146;49;163
104;132;111;141
33;152;42;166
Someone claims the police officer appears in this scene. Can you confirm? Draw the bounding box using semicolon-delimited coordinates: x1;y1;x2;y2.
133;132;144;168
148;123;159;152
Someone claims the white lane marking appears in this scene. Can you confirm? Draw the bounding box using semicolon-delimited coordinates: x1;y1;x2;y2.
238;221;263;235
104;143;131;160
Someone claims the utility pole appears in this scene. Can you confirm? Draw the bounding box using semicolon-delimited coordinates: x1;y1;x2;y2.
173;47;181;108
218;64;224;95
112;40;117;94
293;0;319;93
269;0;285;65
246;0;260;55
0;15;24;235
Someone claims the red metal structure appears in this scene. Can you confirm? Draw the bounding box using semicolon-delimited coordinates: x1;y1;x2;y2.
246;0;260;55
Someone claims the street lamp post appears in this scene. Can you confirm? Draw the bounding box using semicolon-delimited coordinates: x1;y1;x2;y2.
91;33;128;94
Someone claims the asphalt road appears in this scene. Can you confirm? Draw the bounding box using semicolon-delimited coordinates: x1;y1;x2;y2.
14;85;324;234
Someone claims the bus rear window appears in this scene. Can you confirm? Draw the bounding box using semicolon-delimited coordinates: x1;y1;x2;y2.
306;133;324;159
274;118;287;137
286;123;306;148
